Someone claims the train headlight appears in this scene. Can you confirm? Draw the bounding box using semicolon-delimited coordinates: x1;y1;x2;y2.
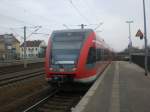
50;68;53;71
60;68;65;72
72;68;77;71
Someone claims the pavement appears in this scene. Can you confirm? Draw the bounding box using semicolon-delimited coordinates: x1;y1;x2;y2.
73;61;150;112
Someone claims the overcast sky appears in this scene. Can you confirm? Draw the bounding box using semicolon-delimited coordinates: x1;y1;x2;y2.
0;0;150;51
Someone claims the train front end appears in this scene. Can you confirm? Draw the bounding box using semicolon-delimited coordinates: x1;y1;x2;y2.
45;29;88;84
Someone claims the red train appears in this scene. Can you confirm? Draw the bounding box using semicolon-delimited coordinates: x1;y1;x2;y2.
45;29;112;84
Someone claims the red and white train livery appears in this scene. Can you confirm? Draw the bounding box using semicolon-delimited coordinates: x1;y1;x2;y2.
45;29;112;84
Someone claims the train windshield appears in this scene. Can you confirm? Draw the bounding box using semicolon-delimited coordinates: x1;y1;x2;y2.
51;32;85;65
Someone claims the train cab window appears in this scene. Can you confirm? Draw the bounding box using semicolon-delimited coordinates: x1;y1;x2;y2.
86;47;96;68
51;32;86;65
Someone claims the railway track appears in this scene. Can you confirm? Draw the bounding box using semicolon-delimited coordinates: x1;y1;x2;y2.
0;68;44;86
0;62;44;75
0;67;44;76
23;88;85;112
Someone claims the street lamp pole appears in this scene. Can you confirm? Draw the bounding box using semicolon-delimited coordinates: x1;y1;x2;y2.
126;21;133;63
24;26;27;68
143;0;148;76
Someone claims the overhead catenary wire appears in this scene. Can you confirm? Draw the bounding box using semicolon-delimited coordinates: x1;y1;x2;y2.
27;26;42;38
32;32;50;36
0;25;50;36
0;0;103;32
67;0;103;30
77;0;104;30
94;22;103;30
67;0;90;24
79;0;93;16
1;0;63;28
9;28;24;39
63;24;70;29
0;13;34;26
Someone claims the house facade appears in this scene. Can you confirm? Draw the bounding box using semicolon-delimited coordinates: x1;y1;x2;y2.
0;34;20;60
20;40;46;59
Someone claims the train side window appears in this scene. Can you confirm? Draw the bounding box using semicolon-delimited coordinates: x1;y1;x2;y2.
96;48;102;61
103;49;108;60
86;47;96;68
101;49;104;60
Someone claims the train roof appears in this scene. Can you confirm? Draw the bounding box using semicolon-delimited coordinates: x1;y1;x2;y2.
52;29;94;34
51;29;112;51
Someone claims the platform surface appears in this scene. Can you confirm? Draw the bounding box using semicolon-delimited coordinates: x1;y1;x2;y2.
73;61;150;112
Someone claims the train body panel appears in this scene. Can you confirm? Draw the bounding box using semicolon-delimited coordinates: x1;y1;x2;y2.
45;29;112;84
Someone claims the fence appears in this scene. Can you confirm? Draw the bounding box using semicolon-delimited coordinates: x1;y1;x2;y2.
131;54;150;71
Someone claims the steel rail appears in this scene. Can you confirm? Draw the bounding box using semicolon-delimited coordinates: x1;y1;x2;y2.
23;89;59;112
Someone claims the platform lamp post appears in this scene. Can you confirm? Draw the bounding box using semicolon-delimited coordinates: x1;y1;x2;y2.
126;20;133;63
142;0;148;76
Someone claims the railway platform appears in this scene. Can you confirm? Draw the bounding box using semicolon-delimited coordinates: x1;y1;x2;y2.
73;61;150;112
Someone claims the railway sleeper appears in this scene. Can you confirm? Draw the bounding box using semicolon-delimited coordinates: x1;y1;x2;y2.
47;101;73;106
49;98;74;102
38;108;67;112
43;103;72;108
